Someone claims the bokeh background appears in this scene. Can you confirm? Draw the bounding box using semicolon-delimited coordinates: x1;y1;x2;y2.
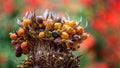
0;0;120;68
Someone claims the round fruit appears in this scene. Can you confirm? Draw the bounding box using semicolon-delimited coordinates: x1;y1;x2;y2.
61;32;69;39
66;27;73;34
22;19;31;27
21;41;28;50
16;45;22;52
39;32;45;38
76;26;84;34
15;51;22;57
17;28;25;36
81;33;88;41
64;21;69;25
11;40;18;45
54;23;62;30
62;24;69;29
52;31;59;38
69;21;76;27
36;16;43;24
10;33;17;39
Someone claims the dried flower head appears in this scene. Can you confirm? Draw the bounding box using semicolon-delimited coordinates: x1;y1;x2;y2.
10;10;89;68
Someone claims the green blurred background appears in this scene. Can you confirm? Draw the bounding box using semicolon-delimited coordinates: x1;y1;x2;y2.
0;0;120;68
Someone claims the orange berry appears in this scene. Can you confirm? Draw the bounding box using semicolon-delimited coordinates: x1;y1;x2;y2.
22;48;28;54
54;23;62;30
10;33;17;39
76;26;84;34
39;32;45;38
71;30;76;35
62;24;69;29
21;41;28;50
69;21;76;27
61;32;69;39
81;33;88;41
17;28;25;36
22;19;31;27
64;21;69;25
66;27;73;34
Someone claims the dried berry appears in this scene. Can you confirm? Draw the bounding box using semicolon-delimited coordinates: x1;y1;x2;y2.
52;31;59;38
36;16;43;24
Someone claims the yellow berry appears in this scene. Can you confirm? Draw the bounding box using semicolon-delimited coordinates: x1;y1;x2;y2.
71;30;76;35
81;33;88;41
21;41;28;50
22;19;31;27
62;24;69;29
17;28;25;36
54;23;62;30
76;26;84;34
69;21;76;27
10;33;17;39
66;27;73;34
39;32;45;38
61;32;69;39
64;21;69;25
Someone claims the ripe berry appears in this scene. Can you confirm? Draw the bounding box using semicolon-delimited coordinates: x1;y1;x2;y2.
52;31;59;38
66;27;73;34
81;33;88;41
69;21;76;27
54;23;62;30
21;41;28;50
10;33;17;39
36;16;43;24
76;26;84;34
39;32;45;38
17;28;25;36
22;19;31;27
61;32;69;39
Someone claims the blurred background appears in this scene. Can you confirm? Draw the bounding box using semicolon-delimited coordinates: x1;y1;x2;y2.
0;0;120;68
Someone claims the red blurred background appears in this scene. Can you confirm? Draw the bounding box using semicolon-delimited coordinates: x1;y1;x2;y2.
0;0;120;68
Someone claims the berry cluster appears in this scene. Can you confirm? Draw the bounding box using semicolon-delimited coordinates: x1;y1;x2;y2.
10;10;88;68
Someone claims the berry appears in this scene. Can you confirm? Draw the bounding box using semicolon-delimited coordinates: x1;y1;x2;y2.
10;33;17;39
61;32;69;39
11;40;18;45
21;41;28;50
81;33;88;41
16;45;22;52
52;31;59;38
17;28;25;36
62;24;69;29
54;23;62;30
22;19;31;27
15;51;22;57
66;27;73;34
76;26;84;34
39;32;45;38
69;21;76;27
36;16;43;24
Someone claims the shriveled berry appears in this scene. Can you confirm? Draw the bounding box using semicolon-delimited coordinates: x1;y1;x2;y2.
36;16;43;24
61;32;69;39
10;33;17;39
52;31;59;38
16;45;22;52
15;51;22;57
22;19;31;27
11;40;18;45
17;28;25;36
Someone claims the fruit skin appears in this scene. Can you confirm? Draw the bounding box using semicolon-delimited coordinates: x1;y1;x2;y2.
21;41;28;50
22;19;31;27
39;32;45;38
17;28;25;36
62;24;69;29
15;45;22;57
10;33;17;39
36;16;43;24
52;31;59;38
69;21;76;27
61;32;69;39
76;26;84;34
54;23;62;30
81;33;88;41
66;27;73;34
